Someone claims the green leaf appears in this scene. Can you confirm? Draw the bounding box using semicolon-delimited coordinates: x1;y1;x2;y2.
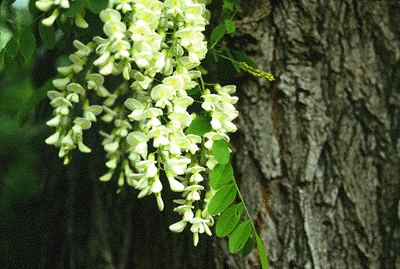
39;23;55;50
233;50;259;70
212;139;230;164
57;16;72;37
210;163;233;190
238;233;255;256
0;50;4;65
222;0;235;14
64;0;87;17
256;232;268;268
215;203;243;237
208;183;237;216
225;47;241;73
4;51;18;75
225;19;236;34
17;79;54;126
210;24;226;49
187;114;212;137
0;25;13;52
89;0;109;14
229;219;252;253
5;38;18;57
19;27;36;60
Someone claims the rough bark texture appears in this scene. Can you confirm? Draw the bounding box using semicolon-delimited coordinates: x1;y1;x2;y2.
38;0;400;268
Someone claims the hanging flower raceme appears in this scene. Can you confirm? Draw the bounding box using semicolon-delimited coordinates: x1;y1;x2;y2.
43;0;243;247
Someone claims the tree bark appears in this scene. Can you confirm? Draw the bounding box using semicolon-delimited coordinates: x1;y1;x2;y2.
38;0;400;268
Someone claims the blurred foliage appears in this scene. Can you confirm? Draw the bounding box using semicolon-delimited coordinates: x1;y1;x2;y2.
0;1;49;268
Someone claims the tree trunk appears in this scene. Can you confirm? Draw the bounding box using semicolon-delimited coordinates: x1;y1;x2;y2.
38;0;400;268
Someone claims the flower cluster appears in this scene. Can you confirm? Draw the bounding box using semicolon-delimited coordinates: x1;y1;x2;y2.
35;0;89;28
43;0;239;246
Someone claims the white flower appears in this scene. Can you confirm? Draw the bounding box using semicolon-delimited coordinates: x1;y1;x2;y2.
130;70;153;90
100;9;122;22
75;11;88;29
111;40;131;59
66;83;85;103
183;4;205;23
101;106;118;122
183;184;204;201
172;96;194;113
45;131;60;145
151;84;173;102
169;219;187;233
116;0;134;13
166;156;191;175
42;9;59;27
148;126;171;147
186;134;201;154
73;40;92;57
128;20;152;42
139;159;158;178
104;21;126;39
203;132;229;149
155;192;164;211
168;112;191;128
186;165;206;182
50;97;72;115
166;171;185;192
53;77;71;90
69;54;85;73
173;204;194;221
126;131;149;158
83;105;103;122
35;0;54;11
125;98;148;121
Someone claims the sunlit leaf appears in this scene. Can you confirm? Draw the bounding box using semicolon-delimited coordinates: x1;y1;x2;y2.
208;183;237;216
229;219;252;253
215;203;243;237
212;139;230;164
210;163;233;190
0;25;13;52
187;114;212;137
256;232;268;268
225;19;236;34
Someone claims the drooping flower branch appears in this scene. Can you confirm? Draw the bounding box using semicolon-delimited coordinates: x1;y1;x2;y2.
43;0;241;246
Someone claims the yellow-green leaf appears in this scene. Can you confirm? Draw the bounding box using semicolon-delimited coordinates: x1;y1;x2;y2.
210;163;233;190
212;139;230;164
229;220;252;253
208;183;237;216
215;203;243;237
